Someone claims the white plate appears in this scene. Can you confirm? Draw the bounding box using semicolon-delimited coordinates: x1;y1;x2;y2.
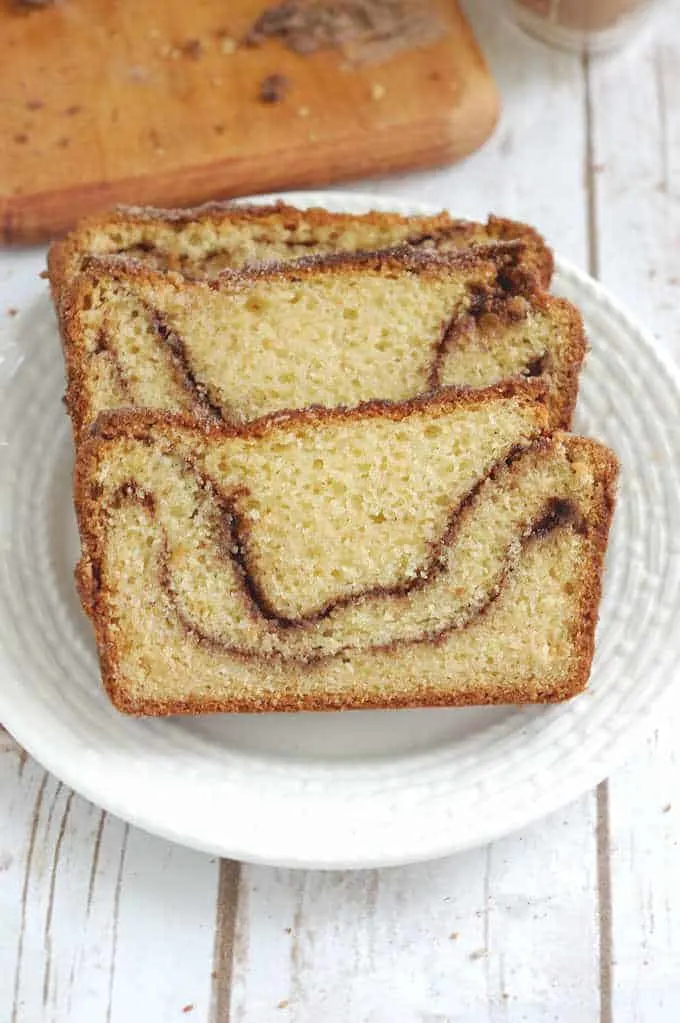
1;191;679;869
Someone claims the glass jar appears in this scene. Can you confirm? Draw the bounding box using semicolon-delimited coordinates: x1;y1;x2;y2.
505;0;666;53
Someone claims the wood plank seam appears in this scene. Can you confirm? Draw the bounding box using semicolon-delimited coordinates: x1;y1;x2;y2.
583;48;613;1023
210;859;242;1023
42;789;75;1007
289;878;306;1012
583;51;600;282
597;783;614;1023
11;772;49;1023
483;844;492;1004
654;46;670;194
105;822;130;1023
86;809;107;916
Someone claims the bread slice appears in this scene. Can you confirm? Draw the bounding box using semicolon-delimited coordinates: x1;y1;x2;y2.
60;243;583;442
75;385;618;715
48;201;554;307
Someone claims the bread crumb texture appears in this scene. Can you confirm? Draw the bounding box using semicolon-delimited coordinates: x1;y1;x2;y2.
75;390;617;714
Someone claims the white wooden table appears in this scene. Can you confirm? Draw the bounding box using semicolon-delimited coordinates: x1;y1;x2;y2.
2;3;680;1020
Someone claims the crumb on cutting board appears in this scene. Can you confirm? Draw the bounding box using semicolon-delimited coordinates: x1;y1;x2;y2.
181;39;204;60
259;73;290;103
220;36;237;55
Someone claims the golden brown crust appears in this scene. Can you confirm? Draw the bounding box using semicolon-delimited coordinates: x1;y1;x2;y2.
75;235;536;289
104;678;585;715
562;436;619;698
539;295;587;429
486;214;554;293
59;272;99;444
82;378;550;447
74;387;618;716
47;201;554;307
65;197;458;230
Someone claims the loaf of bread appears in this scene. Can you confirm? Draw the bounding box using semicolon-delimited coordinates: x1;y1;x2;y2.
74;385;617;715
60;243;583;442
48;201;554;306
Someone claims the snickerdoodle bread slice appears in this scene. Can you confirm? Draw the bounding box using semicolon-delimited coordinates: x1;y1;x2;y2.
60;244;583;442
47;201;553;305
75;386;617;715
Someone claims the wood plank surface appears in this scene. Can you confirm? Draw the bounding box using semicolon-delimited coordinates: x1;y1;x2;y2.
0;0;498;243
587;9;680;1019
0;733;219;1023
233;802;600;1023
2;1;680;1020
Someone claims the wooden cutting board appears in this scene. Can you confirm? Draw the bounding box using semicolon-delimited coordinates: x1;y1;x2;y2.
0;0;499;244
